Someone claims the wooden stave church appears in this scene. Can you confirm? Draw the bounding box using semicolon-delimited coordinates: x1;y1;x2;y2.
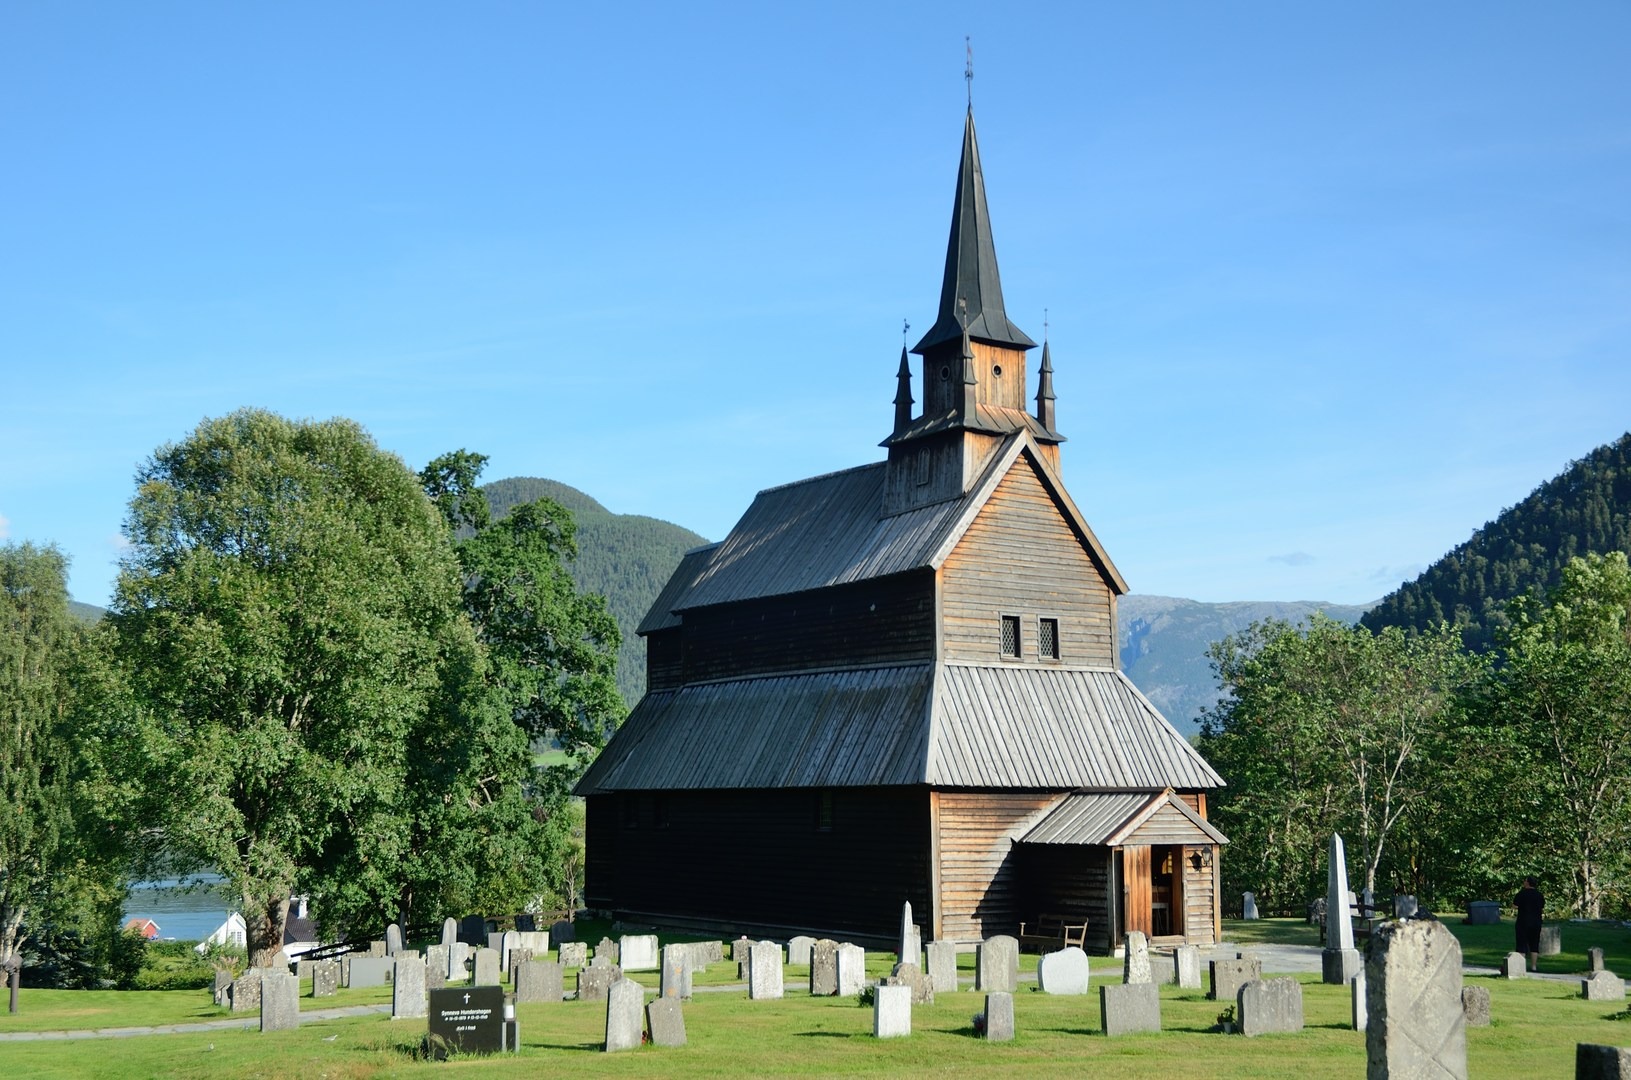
576;105;1226;952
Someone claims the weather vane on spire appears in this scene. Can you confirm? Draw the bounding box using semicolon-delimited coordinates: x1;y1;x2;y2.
965;36;974;106
1044;307;1049;343
902;318;910;348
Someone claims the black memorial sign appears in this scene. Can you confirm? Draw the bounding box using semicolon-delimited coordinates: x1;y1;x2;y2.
429;986;505;1056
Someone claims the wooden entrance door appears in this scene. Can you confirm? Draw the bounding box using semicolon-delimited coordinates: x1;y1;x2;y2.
1121;845;1152;938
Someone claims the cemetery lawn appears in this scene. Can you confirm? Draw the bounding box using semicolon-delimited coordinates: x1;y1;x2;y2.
1223;916;1631;975
0;981;395;1032
3;969;1628;1078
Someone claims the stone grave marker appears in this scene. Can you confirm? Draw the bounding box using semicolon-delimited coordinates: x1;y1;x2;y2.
1039;946;1091;995
507;947;535;984
1394;895;1419;918
926;940;958;995
459;914;486;945
340;955;352;986
577;963;621;1002
514;913;536;933
425;945;448;984
448;941;470;981
1576;1043;1631;1079
597;937;621;965
788;935;816;967
1583;971;1627;1002
1323;833;1361;984
983;991;1014;1041
429;985;505;1056
1465;901;1500;925
1352;970;1367;1032
350;955;393;988
515;959;564;1004
604;977;644;1052
500;930;520;971
1590;948;1607;974
393;957;428;1019
1100;981;1160;1036
550;919;575;946
810;939;839;995
1174;945;1202;990
311;960;338;998
472;947;501;986
1243;891;1260;919
874;983;912;1038
661;944;693;1000
385;922;403;956
1209;956;1261;1002
1238;977;1303;1036
976;935;1019;993
1540;925;1563;955
620;933;659;972
1366;916;1467;1079
898;901;921;967
260;970;299;1032
647;997;687;1047
749;940;784;999
212;969;232;1007
1461;985;1491;1026
836;943;868;997
230;967;264;1011
517;930;550;955
1503;952;1526;979
886;961;933;1005
559;941;588;968
1123;930;1152;984
441;916;458;951
427;964;446;992
368;940;387;958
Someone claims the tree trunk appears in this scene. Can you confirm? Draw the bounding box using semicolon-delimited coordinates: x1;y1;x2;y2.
245;894;291;969
7;960;18;1014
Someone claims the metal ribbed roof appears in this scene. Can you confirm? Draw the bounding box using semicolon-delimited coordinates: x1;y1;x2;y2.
635;543;720;634
1020;791;1229;846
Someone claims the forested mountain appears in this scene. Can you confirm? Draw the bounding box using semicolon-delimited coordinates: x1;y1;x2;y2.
1118;595;1371;735
484;477;709;704
1362;432;1631;651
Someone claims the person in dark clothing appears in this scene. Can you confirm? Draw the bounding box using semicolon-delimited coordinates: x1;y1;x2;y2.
1515;876;1544;971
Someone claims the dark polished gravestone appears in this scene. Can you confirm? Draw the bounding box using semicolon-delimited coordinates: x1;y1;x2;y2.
428;986;516;1058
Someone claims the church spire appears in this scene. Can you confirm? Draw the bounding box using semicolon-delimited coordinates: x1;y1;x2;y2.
893;342;914;436
1036;337;1056;431
912;108;1036;355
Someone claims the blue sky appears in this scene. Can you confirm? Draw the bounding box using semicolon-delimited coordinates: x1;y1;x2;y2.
3;2;1628;608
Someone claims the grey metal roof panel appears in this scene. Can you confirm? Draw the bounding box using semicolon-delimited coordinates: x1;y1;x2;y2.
1019;792;1151;845
636;542;721;635
883;403;1063;447
926;665;1224;790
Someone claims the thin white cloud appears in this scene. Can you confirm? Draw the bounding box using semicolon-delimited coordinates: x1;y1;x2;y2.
1268;551;1315;567
107;533;133;553
0;513;9;540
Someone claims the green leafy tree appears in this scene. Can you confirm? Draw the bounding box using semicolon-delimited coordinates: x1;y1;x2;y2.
112;411;478;964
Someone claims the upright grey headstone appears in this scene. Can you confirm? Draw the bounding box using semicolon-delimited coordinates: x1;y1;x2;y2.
1210;956;1262;1002
577;963;620;1002
1590;948;1607;974
1366;916;1467;1080
810;939;840;995
311;960;338;998
368;939;387;957
620;933;659;972
660;944;693;1000
426;963;445;992
1394;895;1418;918
749;940;784;1000
472;947;501;986
1324;833;1361;984
515;959;564;1003
448;941;470;981
1583;971;1627;1002
597;937;620;965
1541;925;1563;956
392;958;427;1019
1243;892;1260;920
983;991;1015;1041
787;935;816;967
230;968;264;1012
1461;985;1491;1026
558;941;588;968
1123;930;1152;984
887;961;933;1006
836;943;868;997
1238;977;1303;1036
500;930;519;972
1174;945;1202;990
1100;981;1161;1036
385;922;403;956
898;901;916;965
517;930;550;955
1502;951;1526;979
441;917;458;951
604;977;644;1052
926;940;959;995
976;935;1019;993
1039;946;1091;995
425;945;448;986
349;955;393;988
1576;1043;1631;1079
212;968;233;1007
646;997;687;1047
874;983;912;1038
260;970;299;1032
1352;970;1367;1031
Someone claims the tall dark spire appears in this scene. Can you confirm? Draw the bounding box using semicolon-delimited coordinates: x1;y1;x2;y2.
1036;338;1056;431
893;344;914;435
912;108;1036;355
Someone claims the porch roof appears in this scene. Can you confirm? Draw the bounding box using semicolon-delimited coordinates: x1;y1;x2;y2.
1019;790;1228;847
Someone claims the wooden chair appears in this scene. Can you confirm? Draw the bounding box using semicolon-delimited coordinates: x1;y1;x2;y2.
1018;912;1089;953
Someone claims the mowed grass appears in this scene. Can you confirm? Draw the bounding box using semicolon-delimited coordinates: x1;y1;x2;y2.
3;963;1629;1078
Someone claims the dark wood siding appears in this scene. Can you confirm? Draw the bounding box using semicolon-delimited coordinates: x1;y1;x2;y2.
940;458;1116;666
645;629;684;691
584;788;931;939
681;573;934;683
1018;844;1115;953
934;791;1061;942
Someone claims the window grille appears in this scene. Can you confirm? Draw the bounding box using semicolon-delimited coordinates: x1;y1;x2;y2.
1000;614;1021;658
1039;617;1059;660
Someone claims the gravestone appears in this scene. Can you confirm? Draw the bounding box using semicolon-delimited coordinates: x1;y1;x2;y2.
1542;925;1563;956
1238;977;1303;1036
647;997;687;1047
397;948;420;962
393;958;428;1019
732;936;754;961
429;985;504;1056
1122;930;1152;984
810;939;840;995
1366;916;1467;1079
1591;948;1607;974
1503;951;1526;978
1352;970;1367;1031
1324;833;1361;984
976;935;1019;993
459;914;487;945
788;935;816;967
1209;956;1262;1002
898;901;921;967
550;920;575;946
605;977;644;1052
230;967;264;1011
448;941;470;981
260;970;299;1032
385;923;403;956
749;940;784;1000
1465;901;1500;925
441;917;458;951
1583;971;1627;1002
926;940;959;995
1576;1043;1631;1079
1100;981;1161;1036
515;959;564;1004
350;954;393;988
886;961;933;1005
1174;945;1202;990
597;937;620;965
427;964;445;992
507;947;535;984
517;931;550;955
836;943;868;996
559;941;588;967
340;955;351;986
1461;985;1491;1026
472;947;501;986
620;933;659;972
514;913;536;933
212;969;232;1006
424;945;447;986
368;940;387;958
500;930;520;971
577;963;620;1002
1243;892;1260;920
661;944;693;1000
873;983;912;1038
311;960;338;998
983;991;1014;1041
1039;946;1091;995
1394;895;1419;918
